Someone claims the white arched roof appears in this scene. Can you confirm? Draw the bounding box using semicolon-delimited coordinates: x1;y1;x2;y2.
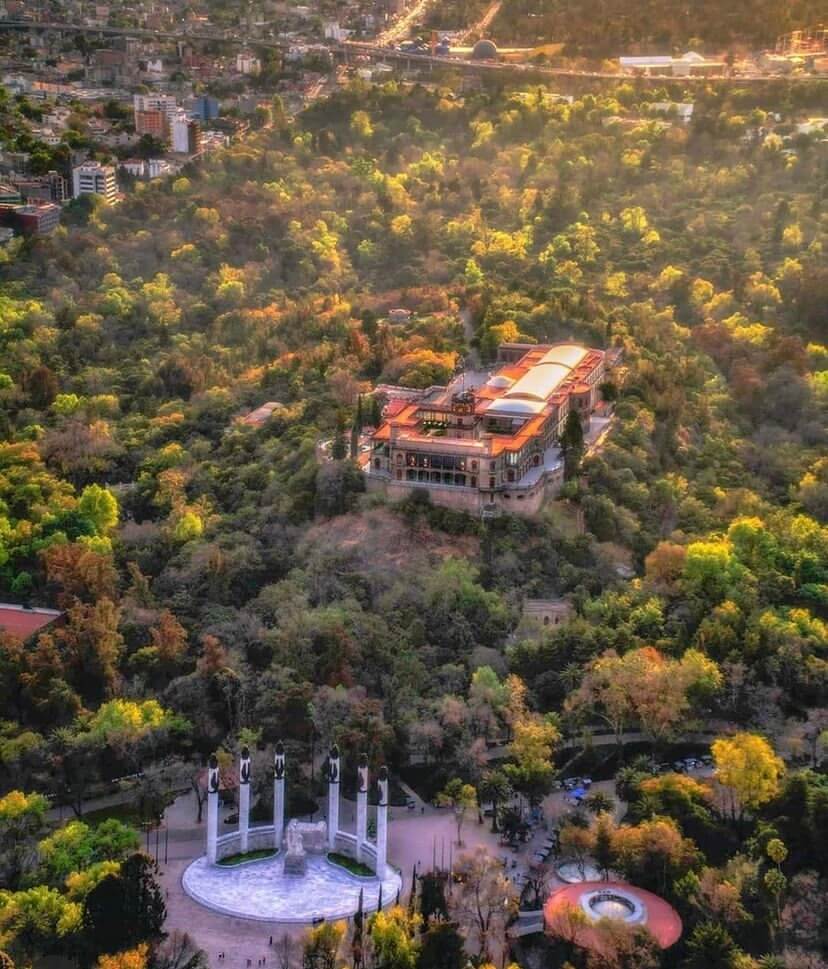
486;397;546;417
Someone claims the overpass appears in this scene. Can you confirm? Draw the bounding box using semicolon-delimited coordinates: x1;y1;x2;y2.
338;40;828;84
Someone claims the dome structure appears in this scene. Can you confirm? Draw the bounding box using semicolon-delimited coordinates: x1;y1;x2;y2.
471;39;498;60
487;374;514;389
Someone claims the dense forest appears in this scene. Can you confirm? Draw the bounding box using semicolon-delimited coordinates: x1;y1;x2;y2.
0;75;827;969
492;0;828;54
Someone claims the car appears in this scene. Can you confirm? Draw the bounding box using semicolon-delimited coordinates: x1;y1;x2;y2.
684;757;700;770
407;798;417;810
700;755;713;766
673;760;686;772
657;762;673;774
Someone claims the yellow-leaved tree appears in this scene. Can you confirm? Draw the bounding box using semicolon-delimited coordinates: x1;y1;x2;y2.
712;732;784;827
96;943;149;969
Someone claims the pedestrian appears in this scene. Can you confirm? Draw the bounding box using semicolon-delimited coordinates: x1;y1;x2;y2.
269;937;273;946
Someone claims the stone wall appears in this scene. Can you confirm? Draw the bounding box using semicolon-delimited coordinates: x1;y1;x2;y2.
215;824;277;860
366;471;562;517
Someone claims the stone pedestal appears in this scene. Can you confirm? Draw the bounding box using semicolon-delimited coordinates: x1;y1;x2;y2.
206;755;220;865
327;744;341;852
376;765;389;876
274;741;286;851
239;746;251;855
356;753;368;863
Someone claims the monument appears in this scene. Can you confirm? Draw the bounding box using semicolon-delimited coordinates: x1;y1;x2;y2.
239;745;251;854
184;743;401;923
356;752;368;863
283;819;307;875
273;741;286;851
376;765;389;875
206;754;220;865
327;744;340;852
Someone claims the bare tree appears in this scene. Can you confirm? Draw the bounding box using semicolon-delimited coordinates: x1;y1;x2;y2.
151;931;208;969
276;933;298;969
450;847;518;962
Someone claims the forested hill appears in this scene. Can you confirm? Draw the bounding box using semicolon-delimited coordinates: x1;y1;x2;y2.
0;77;825;797
493;0;828;53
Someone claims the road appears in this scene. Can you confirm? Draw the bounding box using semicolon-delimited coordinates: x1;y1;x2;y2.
375;0;436;48
457;0;502;45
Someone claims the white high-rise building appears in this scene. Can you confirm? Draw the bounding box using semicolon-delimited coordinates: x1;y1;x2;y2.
170;109;199;154
72;162;118;203
133;93;178;123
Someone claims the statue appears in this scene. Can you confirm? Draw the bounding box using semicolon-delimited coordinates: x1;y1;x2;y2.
378;766;389;807
328;744;340;783
357;753;368;794
283;819;307;876
208;754;220;794
240;746;251;785
274;741;285;780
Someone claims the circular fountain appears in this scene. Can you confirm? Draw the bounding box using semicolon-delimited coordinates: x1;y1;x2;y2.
581;887;645;925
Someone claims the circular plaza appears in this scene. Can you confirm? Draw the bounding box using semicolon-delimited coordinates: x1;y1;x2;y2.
182;851;401;923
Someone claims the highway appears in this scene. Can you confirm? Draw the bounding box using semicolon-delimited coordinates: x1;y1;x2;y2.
339;39;828;84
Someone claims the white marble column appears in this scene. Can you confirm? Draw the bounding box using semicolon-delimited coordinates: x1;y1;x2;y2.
356;753;368;863
376;765;389;876
239;745;251;855
206;754;220;865
273;742;286;851
327;744;341;852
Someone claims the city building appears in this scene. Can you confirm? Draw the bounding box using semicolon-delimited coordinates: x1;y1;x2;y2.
133;92;178;138
619;52;725;76
1;201;62;235
236;50;262;75
0;182;22;204
72;161;118;203
119;158;146;177
520;598;575;630
134;107;167;139
171;110;201;154
0;602;63;639
365;342;606;515
185;94;220;122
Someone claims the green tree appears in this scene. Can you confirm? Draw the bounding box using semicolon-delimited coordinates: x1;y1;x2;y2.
416;923;464;969
477;769;511;833
559;411;584;480
77;485;119;535
437;780;477;846
81;853;166;960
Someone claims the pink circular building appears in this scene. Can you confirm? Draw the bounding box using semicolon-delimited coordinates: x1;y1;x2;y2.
544;880;682;952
